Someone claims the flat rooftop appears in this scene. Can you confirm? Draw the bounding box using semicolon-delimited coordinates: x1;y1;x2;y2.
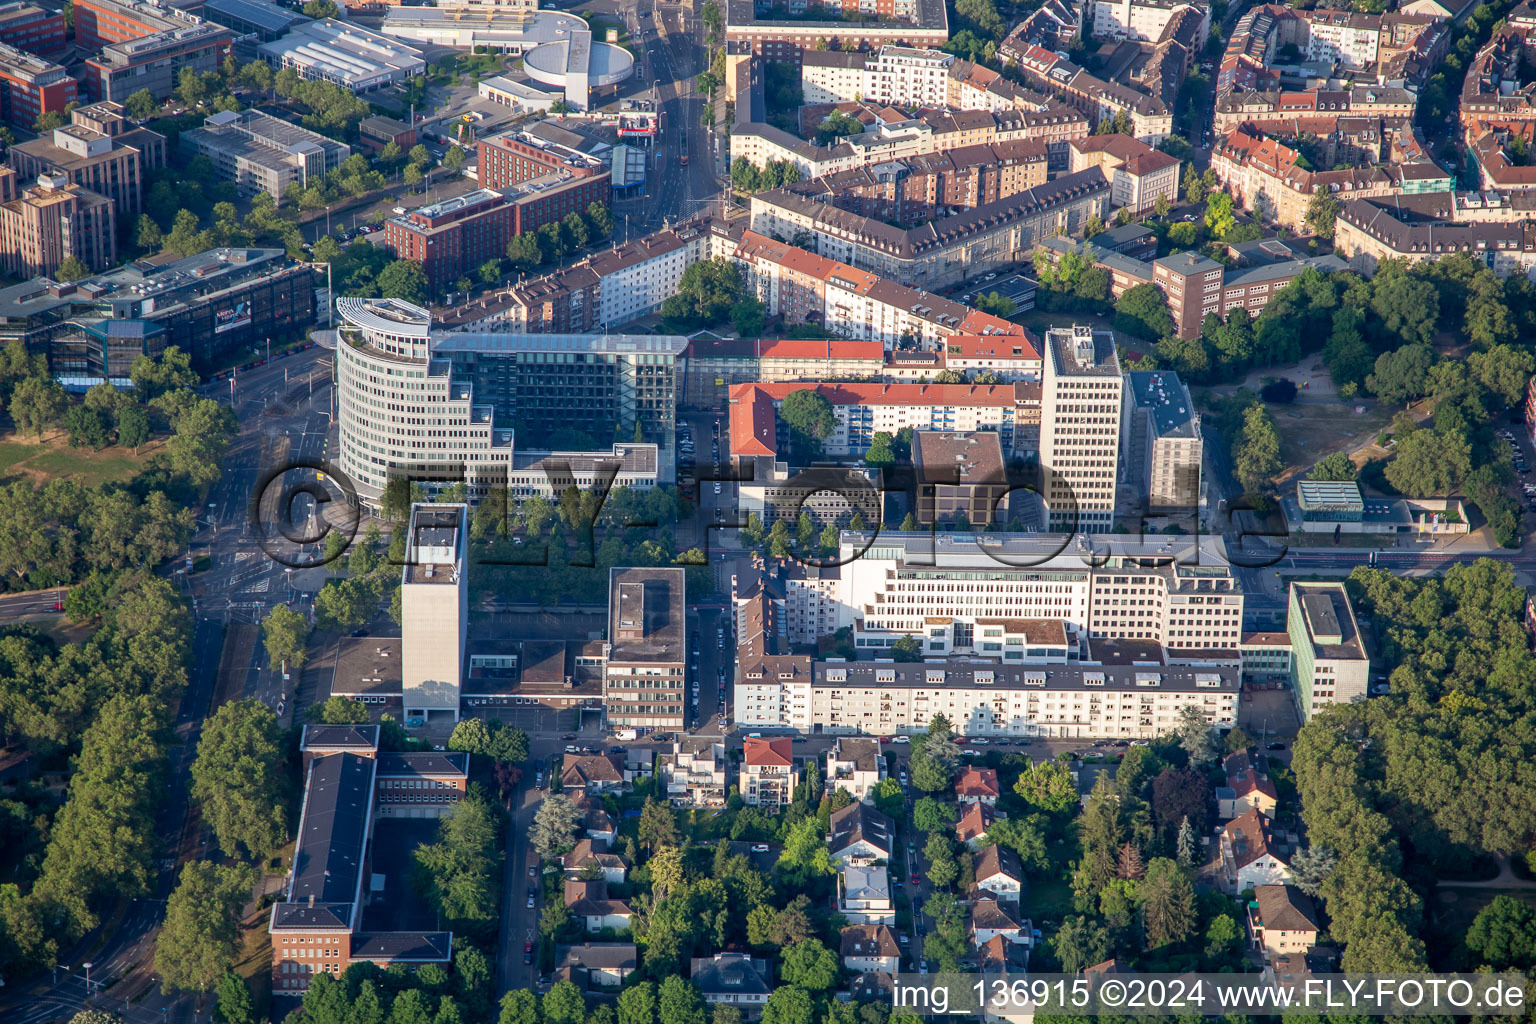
331;636;404;698
608;567;685;664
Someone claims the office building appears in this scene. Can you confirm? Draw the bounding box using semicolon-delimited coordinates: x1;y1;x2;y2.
1152;243;1348;339
834;532;1244;656
269;727;462;993
380;169;609;294
72;0;204;48
332;297;686;507
10;101;167;221
1124;370;1201;511
735;656;1239;737
181;109;351;205
0;42;74;128
401;504;468;724
0;172;116;279
1039;324;1122;533
605;567;687;731
82;21;234;102
1287;582;1369;720
912;429;1011;528
200;0;308;46
0;2;65;54
258;19;426;92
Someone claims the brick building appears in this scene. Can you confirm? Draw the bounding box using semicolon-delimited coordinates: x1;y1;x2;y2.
0;42;74;129
0;2;65;54
71;0;205;49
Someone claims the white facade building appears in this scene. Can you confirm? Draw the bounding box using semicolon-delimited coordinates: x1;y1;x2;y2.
1090;0;1209;43
1040;324;1123;533
400;503;468;723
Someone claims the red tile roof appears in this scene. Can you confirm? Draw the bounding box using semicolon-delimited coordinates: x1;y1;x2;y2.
956;766;1001;798
744;736;793;767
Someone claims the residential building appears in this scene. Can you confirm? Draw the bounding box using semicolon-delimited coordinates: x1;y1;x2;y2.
0;172;115;279
736;655;1241;738
1152;244;1348;339
1068;134;1180;214
1218;749;1277;819
258;19;425;92
561;838;627;884
1287;581;1369;720
269;730;457;993
182;109;350;205
1008;43;1174;144
723;0;949;64
840;924;901;974
1248;884;1320;961
9;101;167;221
0;2;64;54
913;429;1012;528
1090;0;1208;43
332;297;686;507
1123;369;1202;511
83;21;233;102
658;738;729;808
828;801;895;866
1220;807;1291;891
605;567;687;731
955;766;1000;805
1333;196;1536;278
0;43;74;129
558;944;638;990
1039;324;1122;533
974;844;1024;900
561;753;626;792
970;890;1027;945
801;45;954;108
563;878;633;933
400;504;468;723
824;737;885;803
834;532;1245;656
839;864;896;924
742;736;797;808
690;954;772;1009
380;170;610;294
748;168;1112;291
728;381;1042;463
956;802;998;848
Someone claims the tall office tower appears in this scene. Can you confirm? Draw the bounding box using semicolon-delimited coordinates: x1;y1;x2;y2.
1040;324;1123;533
401;503;468;723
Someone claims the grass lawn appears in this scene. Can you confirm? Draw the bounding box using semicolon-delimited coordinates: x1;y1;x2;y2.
1268;402;1395;484
583;13;634;53
0;431;160;489
1029;874;1076;926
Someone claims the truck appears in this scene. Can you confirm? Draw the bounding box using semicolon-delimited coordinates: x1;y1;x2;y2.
613;728;639;741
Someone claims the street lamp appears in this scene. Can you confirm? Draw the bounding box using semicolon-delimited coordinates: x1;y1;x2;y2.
83;961;93;993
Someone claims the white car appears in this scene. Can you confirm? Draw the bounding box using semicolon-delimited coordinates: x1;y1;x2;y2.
751;844;771;852
892;735;910;744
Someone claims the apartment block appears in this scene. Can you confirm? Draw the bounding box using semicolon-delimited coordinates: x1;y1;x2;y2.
658;738;729;808
723;0;949;64
83;21;233;102
0;172;116;279
1123;369;1202;511
1092;0;1209;42
1068;134;1180;214
1287;581;1369;720
181;109;350;204
10;101;167;221
742;737;796;808
1009;42;1174;143
737;557;843;647
1333;197;1536;278
605;567;687;731
1152;242;1347;339
913;429;1011;528
0;2;65;54
0;42;74;129
835;532;1244;656
824;737;885;803
401;504;468;723
381;169;609;294
801;45;954;107
735;657;1239;738
1039;324;1122;534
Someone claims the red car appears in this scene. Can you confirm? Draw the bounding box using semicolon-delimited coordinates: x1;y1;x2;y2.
524;941;534;964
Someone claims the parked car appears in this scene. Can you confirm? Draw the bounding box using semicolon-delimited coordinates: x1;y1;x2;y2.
751;843;771;852
1267;742;1287;750
526;887;537;908
893;735;910;744
524;941;535;964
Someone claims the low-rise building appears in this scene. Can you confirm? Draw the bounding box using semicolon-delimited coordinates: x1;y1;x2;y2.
742;736;797;808
1152;243;1348;339
563;878;633;933
974;844;1025;901
1220;807;1291;891
970;890;1027;945
1219;750;1277;820
913;429;1011;528
1240;631;1292;685
829;800;894;866
825;737;885;803
956;801;998;848
561;838;628;884
1248;884;1320;961
181;108;350;205
840;923;901;974
956;766;1001;805
1288;581;1369;720
839;864;896;924
691;953;772;1009
658;738;729;808
258;19;425;92
561;753;626;792
558;944;638;989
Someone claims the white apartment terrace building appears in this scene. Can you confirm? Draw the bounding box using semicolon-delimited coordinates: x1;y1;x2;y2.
801;45;954;108
734;657;1239;738
1090;0;1209;44
836;532;1244;656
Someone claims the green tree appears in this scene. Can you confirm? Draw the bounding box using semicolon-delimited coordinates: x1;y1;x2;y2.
1014;758;1078;815
1384;429;1470;496
166;397;236;486
308;695;369;723
1305;191;1342;239
213;970;255;1024
1367;343;1435;404
760;987;815;1024
777;389;835;462
378;260;430;304
191;699;289;860
890;634;923;662
780;937;838;991
154;861;257;992
1115;283;1177;340
1173;705;1219;765
1204;192;1235;238
530;792;580;858
1052;915;1110;973
125;88;159;121
1138;857;1196;949
924;831;958;887
658;977;706;1024
618;981;656;1024
1308;451;1356;481
413;787;502;925
117;404;151;451
262;604;310;670
1465;895;1536;969
1232;403;1281;494
544;981;587;1024
9;375;66;437
913;796;958;834
55;256;90;282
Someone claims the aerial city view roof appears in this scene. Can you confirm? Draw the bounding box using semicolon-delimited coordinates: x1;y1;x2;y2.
0;0;1535;1019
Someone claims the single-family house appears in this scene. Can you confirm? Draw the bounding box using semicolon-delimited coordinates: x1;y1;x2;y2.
659;738;730;808
825;737;885;804
558;943;638;989
840;923;901;974
1219;751;1278;820
690;953;772;1008
974;844;1025;902
956;802;999;850
563;878;634;933
829;801;894;866
1221;808;1292;892
570;790;616;843
851;972;896;1003
970;891;1026;946
562;838;628;885
1249;884;1320;961
839;864;895;924
562;753;626;793
742;737;797;808
956;767;1001;805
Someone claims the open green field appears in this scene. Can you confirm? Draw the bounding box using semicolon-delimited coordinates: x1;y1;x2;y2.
0;432;159;489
